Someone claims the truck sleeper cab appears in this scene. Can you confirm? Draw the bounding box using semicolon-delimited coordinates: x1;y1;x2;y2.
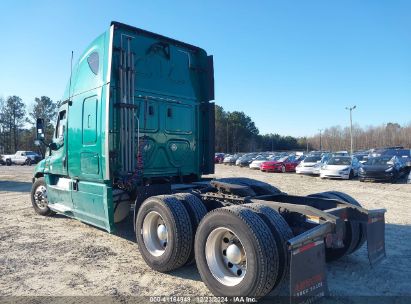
31;22;386;301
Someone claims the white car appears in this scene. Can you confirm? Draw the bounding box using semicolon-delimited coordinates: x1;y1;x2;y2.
249;155;274;169
296;155;322;175
320;156;361;180
2;151;42;166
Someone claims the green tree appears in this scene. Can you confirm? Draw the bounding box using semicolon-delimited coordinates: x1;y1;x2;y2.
2;96;26;152
214;105;228;152
27;96;58;156
0;97;6;154
27;96;58;128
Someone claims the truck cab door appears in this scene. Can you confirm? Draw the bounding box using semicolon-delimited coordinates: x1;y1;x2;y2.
48;108;68;176
44;105;73;212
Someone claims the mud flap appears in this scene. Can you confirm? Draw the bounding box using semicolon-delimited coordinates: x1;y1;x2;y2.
290;240;328;304
366;210;386;266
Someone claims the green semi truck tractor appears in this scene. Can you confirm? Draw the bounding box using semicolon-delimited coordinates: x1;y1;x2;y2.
32;22;386;300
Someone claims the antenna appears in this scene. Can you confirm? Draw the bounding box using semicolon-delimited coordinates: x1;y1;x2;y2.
68;51;74;103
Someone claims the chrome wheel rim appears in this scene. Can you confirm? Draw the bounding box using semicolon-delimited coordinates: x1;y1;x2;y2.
142;211;168;257
205;227;247;286
34;185;48;209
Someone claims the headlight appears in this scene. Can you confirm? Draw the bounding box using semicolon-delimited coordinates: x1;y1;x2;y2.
359;167;365;172
385;167;394;172
341;167;350;172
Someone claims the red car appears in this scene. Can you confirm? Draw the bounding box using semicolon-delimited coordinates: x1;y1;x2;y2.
260;155;301;173
214;153;225;163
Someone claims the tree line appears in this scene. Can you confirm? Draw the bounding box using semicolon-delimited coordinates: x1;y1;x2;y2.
307;123;411;152
0;96;58;156
215;105;306;153
215;104;411;153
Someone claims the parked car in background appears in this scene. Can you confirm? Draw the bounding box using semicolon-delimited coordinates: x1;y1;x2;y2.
1;151;42;166
320;156;361;180
296;155;322;175
214;153;225;163
235;153;257;167
359;156;406;182
369;147;408;158
310;153;333;175
260;155;300;173
408;171;411;184
249;155;274;169
354;152;369;164
223;154;241;165
332;151;349;157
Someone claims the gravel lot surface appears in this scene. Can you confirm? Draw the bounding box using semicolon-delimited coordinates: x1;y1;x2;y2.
1;164;410;298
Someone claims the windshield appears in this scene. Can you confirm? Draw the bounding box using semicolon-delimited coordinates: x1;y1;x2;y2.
365;157;393;166
355;155;367;161
278;156;289;162
327;157;351;166
304;156;321;163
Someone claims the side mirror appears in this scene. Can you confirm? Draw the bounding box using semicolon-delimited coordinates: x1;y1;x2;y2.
49;142;58;150
36;118;45;141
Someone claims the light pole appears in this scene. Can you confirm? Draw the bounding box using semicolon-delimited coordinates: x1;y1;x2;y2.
345;105;356;155
318;129;323;151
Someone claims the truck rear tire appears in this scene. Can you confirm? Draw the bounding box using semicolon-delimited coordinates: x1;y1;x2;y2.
242;203;293;291
195;205;279;297
136;195;193;272
31;177;54;216
307;192;361;261
174;193;207;265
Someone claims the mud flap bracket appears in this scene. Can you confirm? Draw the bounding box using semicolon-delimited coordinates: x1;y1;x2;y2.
288;229;329;304
366;209;386;266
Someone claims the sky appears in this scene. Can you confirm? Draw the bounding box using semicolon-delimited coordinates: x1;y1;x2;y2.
0;0;410;137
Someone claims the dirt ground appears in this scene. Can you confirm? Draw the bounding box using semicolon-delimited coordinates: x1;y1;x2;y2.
1;164;410;298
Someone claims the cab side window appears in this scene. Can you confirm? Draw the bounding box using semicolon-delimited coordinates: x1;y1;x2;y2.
55;110;67;139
